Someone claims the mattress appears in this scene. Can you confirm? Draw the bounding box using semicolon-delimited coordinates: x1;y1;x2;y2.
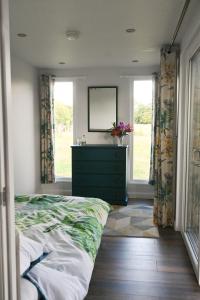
16;194;110;300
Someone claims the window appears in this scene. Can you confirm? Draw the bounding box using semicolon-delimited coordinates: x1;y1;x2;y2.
54;81;73;179
132;79;153;181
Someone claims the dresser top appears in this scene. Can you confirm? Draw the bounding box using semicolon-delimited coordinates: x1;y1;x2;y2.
71;144;128;148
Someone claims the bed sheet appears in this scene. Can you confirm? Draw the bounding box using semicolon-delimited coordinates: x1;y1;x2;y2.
16;194;110;300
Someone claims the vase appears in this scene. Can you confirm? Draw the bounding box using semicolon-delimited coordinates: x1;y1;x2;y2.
112;136;118;145
118;136;124;146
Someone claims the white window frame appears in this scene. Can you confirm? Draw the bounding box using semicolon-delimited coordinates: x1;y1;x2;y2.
130;75;153;184
54;78;77;182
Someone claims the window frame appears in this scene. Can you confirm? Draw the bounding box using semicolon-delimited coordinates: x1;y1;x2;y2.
130;75;153;184
54;77;76;182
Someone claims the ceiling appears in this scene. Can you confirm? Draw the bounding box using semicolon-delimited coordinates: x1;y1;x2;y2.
9;0;185;69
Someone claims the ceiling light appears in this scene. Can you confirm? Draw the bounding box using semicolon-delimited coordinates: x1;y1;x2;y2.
59;62;66;65
17;33;27;37
65;30;80;40
126;28;136;33
132;60;139;63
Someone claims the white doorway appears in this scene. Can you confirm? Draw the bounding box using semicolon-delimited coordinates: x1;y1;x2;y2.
182;47;200;285
0;0;18;298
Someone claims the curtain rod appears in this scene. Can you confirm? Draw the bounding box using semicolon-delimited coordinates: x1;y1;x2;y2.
120;75;153;79
168;0;191;53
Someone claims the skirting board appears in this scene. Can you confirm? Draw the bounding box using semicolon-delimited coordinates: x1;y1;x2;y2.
40;187;72;196
40;187;154;200
127;191;154;200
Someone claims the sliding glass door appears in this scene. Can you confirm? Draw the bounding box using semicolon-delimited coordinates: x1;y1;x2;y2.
184;48;200;284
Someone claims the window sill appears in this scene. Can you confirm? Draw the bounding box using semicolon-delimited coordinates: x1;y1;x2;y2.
55;177;72;183
128;180;149;185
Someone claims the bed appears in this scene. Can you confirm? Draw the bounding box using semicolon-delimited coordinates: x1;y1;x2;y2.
15;194;110;300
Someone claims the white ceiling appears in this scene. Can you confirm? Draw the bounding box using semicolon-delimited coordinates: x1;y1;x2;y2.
9;0;185;69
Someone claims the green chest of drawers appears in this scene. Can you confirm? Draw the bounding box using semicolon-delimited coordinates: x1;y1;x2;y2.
71;145;128;205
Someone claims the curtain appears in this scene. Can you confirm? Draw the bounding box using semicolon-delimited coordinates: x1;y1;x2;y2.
152;47;179;227
149;73;159;185
40;74;55;183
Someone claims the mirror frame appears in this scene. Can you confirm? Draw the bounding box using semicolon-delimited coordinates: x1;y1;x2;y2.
88;86;118;132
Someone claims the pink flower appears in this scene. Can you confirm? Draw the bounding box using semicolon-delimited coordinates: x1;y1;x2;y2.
110;121;133;137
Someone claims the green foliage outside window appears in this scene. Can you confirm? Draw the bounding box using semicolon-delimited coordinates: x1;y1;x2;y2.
134;103;152;124
54;101;72;132
54;100;73;178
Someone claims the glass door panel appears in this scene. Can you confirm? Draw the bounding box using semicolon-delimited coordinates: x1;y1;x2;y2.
186;163;200;258
186;48;200;276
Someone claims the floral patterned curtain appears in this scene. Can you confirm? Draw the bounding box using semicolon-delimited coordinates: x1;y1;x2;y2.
149;73;159;185
153;47;179;227
40;74;55;183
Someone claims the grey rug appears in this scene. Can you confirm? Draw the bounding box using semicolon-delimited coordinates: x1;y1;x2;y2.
103;203;159;238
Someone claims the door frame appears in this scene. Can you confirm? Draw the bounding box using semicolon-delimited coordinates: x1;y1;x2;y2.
176;26;200;230
0;0;18;298
182;48;200;284
176;24;200;284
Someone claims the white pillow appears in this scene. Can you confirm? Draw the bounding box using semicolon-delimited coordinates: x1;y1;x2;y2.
20;233;44;275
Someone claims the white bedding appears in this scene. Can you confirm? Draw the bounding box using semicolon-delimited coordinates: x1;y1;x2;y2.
26;231;93;300
16;194;110;300
20;278;38;300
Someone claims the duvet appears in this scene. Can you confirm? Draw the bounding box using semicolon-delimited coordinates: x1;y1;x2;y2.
15;194;110;300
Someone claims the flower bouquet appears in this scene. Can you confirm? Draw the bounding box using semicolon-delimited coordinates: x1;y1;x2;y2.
110;121;133;145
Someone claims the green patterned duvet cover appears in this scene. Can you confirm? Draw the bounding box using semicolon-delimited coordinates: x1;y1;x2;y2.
15;194;110;261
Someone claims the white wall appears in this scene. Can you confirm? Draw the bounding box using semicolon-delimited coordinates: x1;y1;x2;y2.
175;0;200;230
11;56;40;194
40;66;158;198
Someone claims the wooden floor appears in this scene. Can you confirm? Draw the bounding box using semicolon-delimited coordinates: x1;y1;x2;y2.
86;202;200;300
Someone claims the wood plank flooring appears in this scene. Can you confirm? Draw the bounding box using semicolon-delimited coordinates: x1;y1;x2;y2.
86;202;200;300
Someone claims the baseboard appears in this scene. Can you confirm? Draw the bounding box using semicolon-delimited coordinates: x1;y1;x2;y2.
40;187;72;196
127;191;154;199
40;186;154;200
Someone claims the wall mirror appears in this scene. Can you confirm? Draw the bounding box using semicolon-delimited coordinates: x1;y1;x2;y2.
88;86;118;132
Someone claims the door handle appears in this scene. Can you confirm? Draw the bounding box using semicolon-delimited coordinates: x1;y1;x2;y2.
192;149;200;161
192;161;200;167
0;187;6;206
193;148;200;152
